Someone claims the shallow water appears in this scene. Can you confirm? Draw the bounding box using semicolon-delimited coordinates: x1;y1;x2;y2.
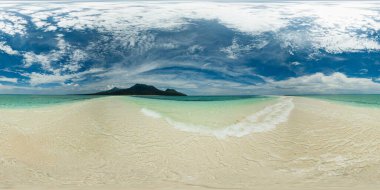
126;96;295;138
127;95;273;127
133;95;266;101
0;95;101;108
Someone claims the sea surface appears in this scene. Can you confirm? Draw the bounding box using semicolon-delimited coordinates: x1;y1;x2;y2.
128;96;274;129
127;95;295;138
303;94;380;108
1;94;378;109
132;95;266;101
0;95;101;108
128;96;274;126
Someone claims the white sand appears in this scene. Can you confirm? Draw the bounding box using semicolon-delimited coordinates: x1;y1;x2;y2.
0;96;379;190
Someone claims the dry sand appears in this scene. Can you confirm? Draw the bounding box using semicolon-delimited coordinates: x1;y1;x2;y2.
0;96;379;190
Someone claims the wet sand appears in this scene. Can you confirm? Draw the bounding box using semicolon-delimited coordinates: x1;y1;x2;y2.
0;96;379;189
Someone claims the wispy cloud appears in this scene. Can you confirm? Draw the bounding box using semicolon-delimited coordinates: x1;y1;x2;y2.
27;67;105;86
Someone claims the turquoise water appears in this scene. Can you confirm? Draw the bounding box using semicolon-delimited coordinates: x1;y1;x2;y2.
2;94;378;109
303;94;380;108
0;95;270;109
132;95;268;101
126;95;276;128
125;95;296;138
0;95;101;108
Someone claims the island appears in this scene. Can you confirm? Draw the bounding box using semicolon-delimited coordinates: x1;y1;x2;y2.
89;84;187;96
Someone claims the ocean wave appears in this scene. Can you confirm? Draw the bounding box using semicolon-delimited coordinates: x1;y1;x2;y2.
140;97;294;138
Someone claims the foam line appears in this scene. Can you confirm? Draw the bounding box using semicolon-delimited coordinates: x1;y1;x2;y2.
141;108;162;119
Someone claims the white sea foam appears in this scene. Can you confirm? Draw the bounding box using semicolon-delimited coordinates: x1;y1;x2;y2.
141;108;162;119
221;97;294;137
140;97;294;138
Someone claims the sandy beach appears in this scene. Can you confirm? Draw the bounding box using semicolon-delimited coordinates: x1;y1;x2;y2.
0;96;379;190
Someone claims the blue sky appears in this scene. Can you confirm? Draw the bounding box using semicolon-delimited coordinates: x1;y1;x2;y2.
0;0;380;95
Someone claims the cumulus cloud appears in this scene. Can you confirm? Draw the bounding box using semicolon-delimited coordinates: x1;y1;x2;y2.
262;72;380;94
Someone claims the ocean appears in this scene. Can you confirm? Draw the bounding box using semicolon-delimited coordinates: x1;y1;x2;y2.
303;94;380;108
1;94;379;109
126;95;294;138
0;95;101;108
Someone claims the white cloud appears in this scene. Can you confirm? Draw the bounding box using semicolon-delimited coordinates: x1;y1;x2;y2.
277;2;380;53
23;35;69;72
63;49;87;72
0;12;27;36
312;33;380;53
262;72;380;94
23;51;61;72
158;42;178;49
221;38;242;59
44;2;380;53
0;76;17;83
154;72;380;95
128;72;380;95
220;38;267;59
188;45;204;54
28;67;105;86
290;61;301;66
3;1;379;55
28;72;72;86
23;35;88;74
0;42;19;55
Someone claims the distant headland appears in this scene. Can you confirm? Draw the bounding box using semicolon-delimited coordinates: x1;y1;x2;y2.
89;84;187;96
